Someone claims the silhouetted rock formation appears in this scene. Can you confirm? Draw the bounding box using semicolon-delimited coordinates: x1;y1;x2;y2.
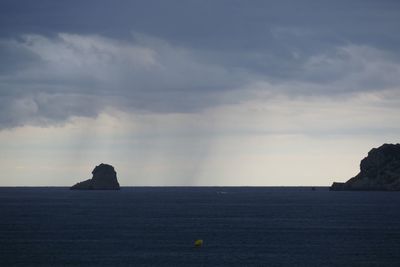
330;144;400;191
71;163;120;190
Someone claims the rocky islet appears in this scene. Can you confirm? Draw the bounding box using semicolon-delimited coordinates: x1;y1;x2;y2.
71;163;120;190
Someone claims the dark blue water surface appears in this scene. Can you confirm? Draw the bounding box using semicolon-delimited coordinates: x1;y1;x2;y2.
1;187;400;266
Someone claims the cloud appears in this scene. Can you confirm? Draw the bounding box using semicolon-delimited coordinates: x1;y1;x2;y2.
0;33;252;128
0;33;400;130
300;45;400;90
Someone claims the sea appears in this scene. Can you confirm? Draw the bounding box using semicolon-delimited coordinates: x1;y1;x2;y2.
1;187;400;266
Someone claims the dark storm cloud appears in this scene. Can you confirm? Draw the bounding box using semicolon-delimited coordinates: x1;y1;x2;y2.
0;0;400;128
2;0;400;51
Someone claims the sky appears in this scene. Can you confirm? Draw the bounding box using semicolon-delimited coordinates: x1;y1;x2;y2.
1;0;400;186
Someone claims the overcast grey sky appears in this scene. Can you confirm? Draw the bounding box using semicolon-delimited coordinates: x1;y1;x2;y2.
1;0;400;186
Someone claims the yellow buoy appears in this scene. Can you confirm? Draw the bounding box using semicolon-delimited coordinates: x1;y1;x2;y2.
194;239;203;247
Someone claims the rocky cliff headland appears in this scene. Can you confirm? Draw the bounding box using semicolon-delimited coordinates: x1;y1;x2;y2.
71;163;120;190
330;143;400;191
